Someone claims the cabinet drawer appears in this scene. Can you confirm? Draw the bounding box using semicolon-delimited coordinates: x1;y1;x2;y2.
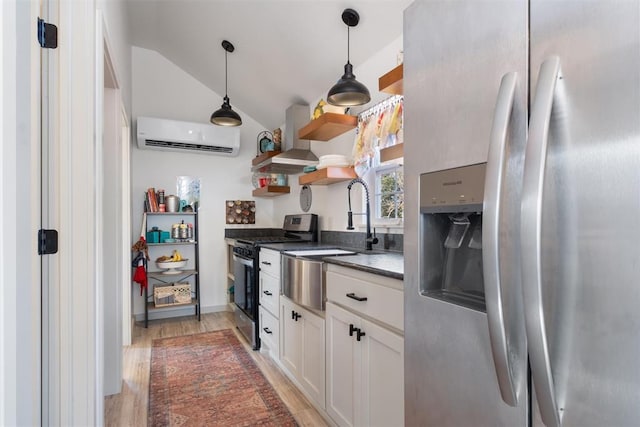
326;266;404;332
259;248;281;278
259;272;280;318
259;307;279;354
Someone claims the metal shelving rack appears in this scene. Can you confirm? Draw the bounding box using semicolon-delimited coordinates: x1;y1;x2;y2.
143;211;200;327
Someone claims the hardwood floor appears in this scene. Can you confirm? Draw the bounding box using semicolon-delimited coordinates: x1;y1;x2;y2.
104;311;330;426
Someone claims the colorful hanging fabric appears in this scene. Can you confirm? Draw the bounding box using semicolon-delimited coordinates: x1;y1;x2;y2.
352;96;403;177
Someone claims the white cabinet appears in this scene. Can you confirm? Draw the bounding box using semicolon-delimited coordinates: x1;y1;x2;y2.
259;268;279;317
258;307;279;353
259;248;280;359
326;265;404;427
280;297;326;409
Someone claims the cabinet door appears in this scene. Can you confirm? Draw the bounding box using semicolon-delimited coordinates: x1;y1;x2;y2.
326;302;357;427
359;318;404;427
258;248;281;278
259;272;279;318
299;306;326;409
259;306;279;359
280;298;301;376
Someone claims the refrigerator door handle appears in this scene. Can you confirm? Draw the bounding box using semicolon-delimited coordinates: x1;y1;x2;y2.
483;71;520;407
521;56;562;427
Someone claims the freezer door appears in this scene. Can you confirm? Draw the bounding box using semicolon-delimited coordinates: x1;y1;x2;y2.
403;0;529;426
526;1;640;426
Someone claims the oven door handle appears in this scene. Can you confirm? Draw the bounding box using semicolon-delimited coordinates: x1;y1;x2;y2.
233;254;253;267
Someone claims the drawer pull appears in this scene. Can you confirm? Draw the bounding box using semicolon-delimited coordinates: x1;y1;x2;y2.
356;329;366;342
261;261;272;266
349;323;358;337
263;327;273;334
293;311;302;321
263;290;273;296
346;292;368;302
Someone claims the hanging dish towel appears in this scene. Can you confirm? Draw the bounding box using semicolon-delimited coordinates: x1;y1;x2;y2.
132;259;148;296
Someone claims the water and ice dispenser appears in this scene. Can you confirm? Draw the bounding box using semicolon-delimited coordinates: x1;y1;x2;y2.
420;163;487;311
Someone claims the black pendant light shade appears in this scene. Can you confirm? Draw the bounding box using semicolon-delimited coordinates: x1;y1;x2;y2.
211;40;242;126
327;9;371;106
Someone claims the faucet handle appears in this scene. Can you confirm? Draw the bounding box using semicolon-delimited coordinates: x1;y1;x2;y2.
367;227;379;246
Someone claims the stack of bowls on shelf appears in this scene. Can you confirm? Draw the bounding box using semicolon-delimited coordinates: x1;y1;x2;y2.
316;154;351;169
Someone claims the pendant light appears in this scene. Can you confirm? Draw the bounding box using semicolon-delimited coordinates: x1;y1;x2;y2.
211;40;242;126
327;9;371;106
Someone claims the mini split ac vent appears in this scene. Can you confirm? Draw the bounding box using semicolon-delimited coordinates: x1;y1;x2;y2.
143;139;234;154
136;116;240;157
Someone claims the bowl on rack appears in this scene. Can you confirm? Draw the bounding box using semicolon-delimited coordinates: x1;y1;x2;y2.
156;260;188;275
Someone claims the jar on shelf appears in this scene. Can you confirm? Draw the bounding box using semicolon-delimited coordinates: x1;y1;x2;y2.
179;221;188;239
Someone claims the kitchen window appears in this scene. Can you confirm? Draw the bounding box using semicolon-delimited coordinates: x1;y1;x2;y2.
365;158;404;226
352;95;404;227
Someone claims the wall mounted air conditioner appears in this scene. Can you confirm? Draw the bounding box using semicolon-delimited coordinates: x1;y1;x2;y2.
136;116;240;156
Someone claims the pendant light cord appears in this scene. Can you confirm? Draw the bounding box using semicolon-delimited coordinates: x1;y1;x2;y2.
224;50;228;97
347;26;351;65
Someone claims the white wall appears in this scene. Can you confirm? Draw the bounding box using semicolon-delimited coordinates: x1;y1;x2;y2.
131;46;275;316
271;36;404;234
98;0;131;115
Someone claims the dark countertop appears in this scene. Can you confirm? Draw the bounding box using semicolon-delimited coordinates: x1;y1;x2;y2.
257;241;340;251
322;252;404;280
257;241;404;280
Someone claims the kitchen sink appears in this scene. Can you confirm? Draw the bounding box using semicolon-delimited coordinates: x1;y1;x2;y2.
282;249;356;257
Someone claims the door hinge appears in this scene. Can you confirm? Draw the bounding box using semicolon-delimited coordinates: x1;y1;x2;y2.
38;229;59;255
37;18;58;49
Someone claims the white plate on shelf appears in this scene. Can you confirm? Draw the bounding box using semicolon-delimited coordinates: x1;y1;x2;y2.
316;162;351;169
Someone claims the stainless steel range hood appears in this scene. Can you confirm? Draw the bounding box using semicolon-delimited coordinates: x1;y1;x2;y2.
251;104;318;174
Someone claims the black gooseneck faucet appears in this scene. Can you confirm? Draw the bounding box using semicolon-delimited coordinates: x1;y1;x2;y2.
347;178;379;250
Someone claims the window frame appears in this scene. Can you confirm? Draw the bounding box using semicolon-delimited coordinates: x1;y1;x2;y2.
363;158;404;228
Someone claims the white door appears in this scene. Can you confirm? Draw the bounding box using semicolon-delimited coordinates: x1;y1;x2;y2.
1;0;43;424
359;318;404;427
299;306;325;409
280;298;301;376
326;302;357;427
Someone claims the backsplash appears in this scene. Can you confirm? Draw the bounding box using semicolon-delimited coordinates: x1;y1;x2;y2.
224;228;283;239
321;231;403;253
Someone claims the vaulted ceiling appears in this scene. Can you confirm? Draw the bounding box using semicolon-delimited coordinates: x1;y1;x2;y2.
125;0;410;128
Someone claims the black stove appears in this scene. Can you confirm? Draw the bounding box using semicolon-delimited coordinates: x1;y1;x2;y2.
232;214;318;350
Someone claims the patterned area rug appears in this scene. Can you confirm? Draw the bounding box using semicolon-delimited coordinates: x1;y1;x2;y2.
149;329;298;426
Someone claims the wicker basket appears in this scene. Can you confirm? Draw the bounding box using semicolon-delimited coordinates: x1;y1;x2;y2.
153;283;192;307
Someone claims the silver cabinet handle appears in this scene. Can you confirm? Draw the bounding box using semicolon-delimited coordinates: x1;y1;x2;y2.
522;56;562;427
483;71;522;407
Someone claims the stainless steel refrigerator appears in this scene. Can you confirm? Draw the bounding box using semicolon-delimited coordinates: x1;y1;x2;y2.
403;0;640;426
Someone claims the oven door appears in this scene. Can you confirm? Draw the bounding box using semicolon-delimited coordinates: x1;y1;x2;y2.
233;253;255;317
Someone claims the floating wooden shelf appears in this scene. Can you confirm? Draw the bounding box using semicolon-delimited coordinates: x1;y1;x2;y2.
299;167;357;185
379;64;403;95
380;143;404;162
252;185;290;197
298;113;357;141
252;150;282;166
